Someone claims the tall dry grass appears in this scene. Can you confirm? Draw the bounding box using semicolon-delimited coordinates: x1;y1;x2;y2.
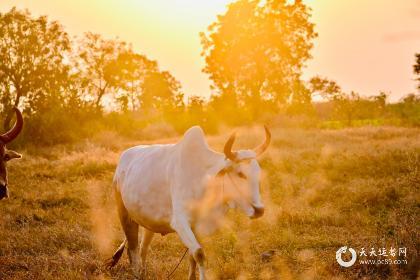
0;126;418;279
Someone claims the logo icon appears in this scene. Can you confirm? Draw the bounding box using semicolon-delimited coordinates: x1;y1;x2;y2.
336;246;357;267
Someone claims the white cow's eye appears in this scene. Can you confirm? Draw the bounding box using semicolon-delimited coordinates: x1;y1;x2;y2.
237;172;247;179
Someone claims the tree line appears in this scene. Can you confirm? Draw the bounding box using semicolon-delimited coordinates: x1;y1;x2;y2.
0;2;419;144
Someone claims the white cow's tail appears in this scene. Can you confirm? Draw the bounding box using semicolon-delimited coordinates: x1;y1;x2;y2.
105;239;127;269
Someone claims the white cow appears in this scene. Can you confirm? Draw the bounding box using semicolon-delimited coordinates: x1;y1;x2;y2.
106;126;270;279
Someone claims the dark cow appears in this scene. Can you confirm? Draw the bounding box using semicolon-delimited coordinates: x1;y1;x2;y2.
0;108;23;200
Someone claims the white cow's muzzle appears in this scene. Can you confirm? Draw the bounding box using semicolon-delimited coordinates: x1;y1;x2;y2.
250;204;265;219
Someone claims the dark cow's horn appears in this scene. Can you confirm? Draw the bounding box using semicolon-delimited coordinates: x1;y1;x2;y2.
224;131;238;161
0;107;23;144
254;125;271;156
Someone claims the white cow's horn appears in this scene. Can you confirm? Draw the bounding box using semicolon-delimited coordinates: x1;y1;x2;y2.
254;125;271;156
223;131;238;161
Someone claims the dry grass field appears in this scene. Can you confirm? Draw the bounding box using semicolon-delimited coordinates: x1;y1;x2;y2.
0;126;419;280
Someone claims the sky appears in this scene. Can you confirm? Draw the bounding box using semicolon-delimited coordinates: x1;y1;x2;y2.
1;0;419;101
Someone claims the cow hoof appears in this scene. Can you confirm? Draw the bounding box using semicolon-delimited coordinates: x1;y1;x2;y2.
134;267;146;279
130;267;143;279
194;248;205;265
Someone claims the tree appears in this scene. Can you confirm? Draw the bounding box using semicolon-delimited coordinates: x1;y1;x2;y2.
0;7;71;129
372;91;387;110
114;50;158;111
309;77;362;125
287;79;313;115
401;93;420;104
414;53;420;91
201;0;317;118
140;70;183;114
187;95;205;118
309;76;342;99
76;33;128;109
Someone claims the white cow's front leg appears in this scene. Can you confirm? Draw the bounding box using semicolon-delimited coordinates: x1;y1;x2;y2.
171;216;206;280
188;254;197;280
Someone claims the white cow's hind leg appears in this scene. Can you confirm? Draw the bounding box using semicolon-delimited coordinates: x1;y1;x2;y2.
139;227;154;275
124;218;140;274
115;190;140;274
171;216;206;280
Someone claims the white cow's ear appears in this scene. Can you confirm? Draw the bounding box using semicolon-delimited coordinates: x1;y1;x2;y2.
217;165;233;176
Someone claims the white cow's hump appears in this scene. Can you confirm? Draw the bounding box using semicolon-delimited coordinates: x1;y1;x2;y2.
183;125;205;140
178;126;225;171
